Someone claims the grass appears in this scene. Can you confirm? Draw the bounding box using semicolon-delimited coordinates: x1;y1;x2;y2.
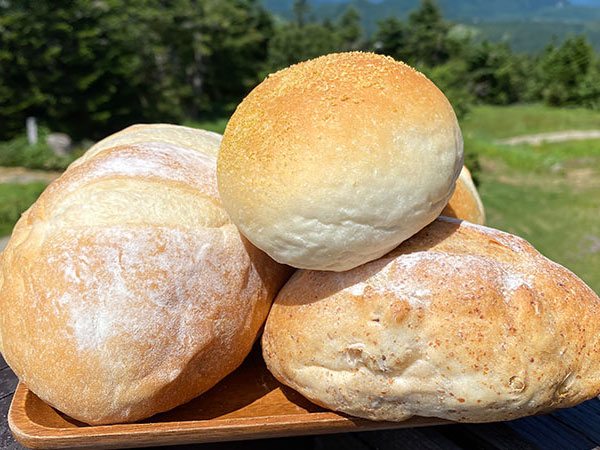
464;136;600;172
459;104;600;294
0;183;48;236
479;172;600;294
461;104;600;139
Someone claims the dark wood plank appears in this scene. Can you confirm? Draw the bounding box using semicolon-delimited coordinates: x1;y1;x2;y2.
506;414;597;450
315;433;373;450
0;366;19;400
355;426;463;450
552;398;600;444
440;422;541;450
0;393;26;450
144;435;321;450
0;353;8;371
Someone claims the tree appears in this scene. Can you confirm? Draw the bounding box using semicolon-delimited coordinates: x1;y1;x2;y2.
540;35;595;106
465;41;530;105
405;0;452;67
157;0;274;116
373;17;408;61
0;0;182;140
265;22;342;72
293;0;310;27
336;6;363;51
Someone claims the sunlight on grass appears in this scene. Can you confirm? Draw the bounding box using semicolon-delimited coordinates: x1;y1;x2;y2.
0;183;48;236
462;104;600;139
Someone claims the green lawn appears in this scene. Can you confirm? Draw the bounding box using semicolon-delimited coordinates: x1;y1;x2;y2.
460;105;600;294
479;173;600;294
461;104;600;140
0;183;48;236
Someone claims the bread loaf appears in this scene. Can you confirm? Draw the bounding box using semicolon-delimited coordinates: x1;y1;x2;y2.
442;166;485;225
0;124;292;425
262;217;600;422
218;52;463;271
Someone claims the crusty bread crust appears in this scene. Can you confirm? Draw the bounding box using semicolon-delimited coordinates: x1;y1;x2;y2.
218;52;463;271
442;166;486;225
263;217;600;422
0;124;292;425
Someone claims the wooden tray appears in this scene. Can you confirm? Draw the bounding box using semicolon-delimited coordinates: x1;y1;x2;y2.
8;346;450;449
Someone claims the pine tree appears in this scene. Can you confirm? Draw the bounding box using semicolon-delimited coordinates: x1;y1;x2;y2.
337;6;363;51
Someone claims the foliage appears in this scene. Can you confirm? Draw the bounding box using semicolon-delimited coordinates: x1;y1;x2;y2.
0;0;184;141
0;0;274;140
0;183;48;236
0;128;77;170
2;0;600;143
423;59;474;119
336;6;364;51
464;41;534;105
539;36;599;108
265;22;342;72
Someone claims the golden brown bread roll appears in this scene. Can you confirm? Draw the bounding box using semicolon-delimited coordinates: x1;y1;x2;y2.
218;52;463;272
263;217;600;423
442;166;485;225
0;124;292;425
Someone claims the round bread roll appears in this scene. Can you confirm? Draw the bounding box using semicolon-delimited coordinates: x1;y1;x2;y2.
217;52;464;271
71;123;223;168
263;217;600;423
0;124;292;425
441;166;485;225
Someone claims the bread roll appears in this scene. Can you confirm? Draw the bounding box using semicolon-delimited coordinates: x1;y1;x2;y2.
0;124;292;425
442;166;485;225
263;217;600;422
218;52;463;272
71;123;223;168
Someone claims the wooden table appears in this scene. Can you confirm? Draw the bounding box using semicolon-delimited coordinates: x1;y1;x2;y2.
1;352;599;450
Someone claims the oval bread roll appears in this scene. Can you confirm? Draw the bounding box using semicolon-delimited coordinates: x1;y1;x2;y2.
442;166;485;225
0;124;292;425
218;52;463;272
263;217;600;423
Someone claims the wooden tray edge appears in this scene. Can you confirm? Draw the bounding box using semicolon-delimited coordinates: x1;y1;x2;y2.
8;382;452;449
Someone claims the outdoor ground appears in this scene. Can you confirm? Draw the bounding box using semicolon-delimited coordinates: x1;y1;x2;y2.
1;104;598;294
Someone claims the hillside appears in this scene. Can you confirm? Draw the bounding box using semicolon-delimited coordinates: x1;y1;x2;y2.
262;0;600;52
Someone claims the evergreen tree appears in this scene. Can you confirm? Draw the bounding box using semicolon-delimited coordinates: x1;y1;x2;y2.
266;22;342;72
466;41;530;105
540;35;595;106
373;17;408;61
293;0;310;27
337;6;363;51
0;0;180;140
405;0;451;67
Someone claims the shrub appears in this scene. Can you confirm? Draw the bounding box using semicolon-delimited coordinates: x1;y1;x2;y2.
0;128;76;171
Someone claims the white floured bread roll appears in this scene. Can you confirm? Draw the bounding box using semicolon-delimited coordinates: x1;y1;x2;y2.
441;166;486;225
217;52;463;271
0;124;292;425
263;217;600;422
70;123;223;168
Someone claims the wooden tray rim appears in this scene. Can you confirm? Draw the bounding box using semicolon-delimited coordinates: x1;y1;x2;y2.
8;382;450;449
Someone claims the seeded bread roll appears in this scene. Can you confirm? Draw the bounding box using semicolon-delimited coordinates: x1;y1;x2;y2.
0;124;292;425
262;217;600;423
442;166;485;225
218;52;463;271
